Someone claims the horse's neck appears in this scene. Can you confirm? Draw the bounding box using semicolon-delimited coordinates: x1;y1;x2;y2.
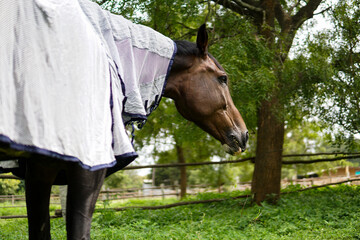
164;54;193;100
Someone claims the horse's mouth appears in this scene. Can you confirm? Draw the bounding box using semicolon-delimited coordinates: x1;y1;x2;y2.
222;143;243;155
222;132;248;155
222;144;242;155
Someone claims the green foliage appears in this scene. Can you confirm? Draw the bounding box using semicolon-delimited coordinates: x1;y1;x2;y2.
0;176;21;195
1;185;360;239
282;120;354;178
104;170;143;189
282;35;334;123
95;0;206;39
93;0;148;22
188;164;239;187
316;0;360;137
150;148;180;186
140;0;205;39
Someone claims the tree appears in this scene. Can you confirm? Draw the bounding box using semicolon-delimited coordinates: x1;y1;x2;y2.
211;0;327;203
319;0;360;138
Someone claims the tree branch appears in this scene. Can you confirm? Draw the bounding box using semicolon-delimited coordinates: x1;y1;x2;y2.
313;6;331;16
212;0;262;18
274;0;290;30
213;0;246;14
289;0;302;14
291;0;323;31
233;0;262;12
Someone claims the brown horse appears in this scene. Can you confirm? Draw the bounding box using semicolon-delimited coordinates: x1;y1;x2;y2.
3;25;248;239
166;30;248;153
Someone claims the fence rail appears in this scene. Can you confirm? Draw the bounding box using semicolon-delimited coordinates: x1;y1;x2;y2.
0;184;213;205
0;152;359;175
1;175;360;219
1;152;360;220
1;175;359;205
123;152;360;170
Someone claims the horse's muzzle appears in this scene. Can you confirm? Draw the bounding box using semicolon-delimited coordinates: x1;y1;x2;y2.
223;130;249;155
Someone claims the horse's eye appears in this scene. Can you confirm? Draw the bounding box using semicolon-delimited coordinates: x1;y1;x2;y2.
218;75;227;85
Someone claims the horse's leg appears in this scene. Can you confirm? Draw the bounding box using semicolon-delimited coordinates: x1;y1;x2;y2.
65;163;106;240
25;158;58;240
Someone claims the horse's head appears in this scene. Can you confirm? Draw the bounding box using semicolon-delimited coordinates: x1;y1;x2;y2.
164;25;248;154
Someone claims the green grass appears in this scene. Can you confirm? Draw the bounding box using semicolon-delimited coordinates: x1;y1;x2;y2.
1;185;360;239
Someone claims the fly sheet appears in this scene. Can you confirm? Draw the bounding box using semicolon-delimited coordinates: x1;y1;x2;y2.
0;0;176;172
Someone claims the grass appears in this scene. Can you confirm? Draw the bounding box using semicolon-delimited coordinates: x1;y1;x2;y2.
1;185;360;239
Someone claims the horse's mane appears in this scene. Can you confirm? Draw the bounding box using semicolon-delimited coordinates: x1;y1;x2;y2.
174;40;225;71
174;40;201;57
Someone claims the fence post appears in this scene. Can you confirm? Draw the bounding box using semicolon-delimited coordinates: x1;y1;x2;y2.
152;168;156;186
11;195;15;206
174;180;179;199
346;166;350;185
59;185;67;221
160;183;165;200
106;188;109;202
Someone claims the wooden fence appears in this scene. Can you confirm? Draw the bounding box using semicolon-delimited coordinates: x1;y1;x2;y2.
0;152;359;175
1;152;360;219
1;174;359;207
120;152;360;170
0;184;213;205
1;175;360;220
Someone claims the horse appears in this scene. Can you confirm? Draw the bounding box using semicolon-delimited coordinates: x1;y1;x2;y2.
0;4;248;240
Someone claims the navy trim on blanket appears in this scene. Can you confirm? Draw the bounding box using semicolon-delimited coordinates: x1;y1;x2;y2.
108;59;128;119
145;41;177;118
115;62;128;113
0;134;80;162
109;63;115;149
123;113;147;126
106;152;138;177
0;134;137;172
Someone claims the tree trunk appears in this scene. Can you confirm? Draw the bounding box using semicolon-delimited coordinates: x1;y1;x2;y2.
176;144;187;199
251;96;285;204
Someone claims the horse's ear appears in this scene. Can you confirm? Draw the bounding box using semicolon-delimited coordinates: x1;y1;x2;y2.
196;24;208;56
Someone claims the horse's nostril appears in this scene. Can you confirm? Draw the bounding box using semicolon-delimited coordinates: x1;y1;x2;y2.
240;131;248;145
